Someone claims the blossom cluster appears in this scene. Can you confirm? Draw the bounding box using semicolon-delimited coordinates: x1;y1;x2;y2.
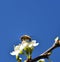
10;39;41;61
10;35;56;62
10;40;39;55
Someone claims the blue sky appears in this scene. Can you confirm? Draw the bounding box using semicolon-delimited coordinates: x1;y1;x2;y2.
0;0;60;62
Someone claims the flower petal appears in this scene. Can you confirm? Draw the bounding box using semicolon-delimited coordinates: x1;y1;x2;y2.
33;43;39;46
10;50;20;56
32;40;37;43
31;40;39;46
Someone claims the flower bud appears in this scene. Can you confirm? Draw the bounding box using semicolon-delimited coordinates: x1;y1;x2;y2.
54;37;60;46
37;59;45;62
20;35;31;41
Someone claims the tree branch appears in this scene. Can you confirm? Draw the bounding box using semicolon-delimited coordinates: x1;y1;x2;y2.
30;40;60;62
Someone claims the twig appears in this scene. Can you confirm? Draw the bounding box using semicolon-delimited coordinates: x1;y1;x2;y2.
30;40;60;62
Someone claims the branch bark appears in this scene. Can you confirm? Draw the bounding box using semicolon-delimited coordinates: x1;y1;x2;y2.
29;42;60;62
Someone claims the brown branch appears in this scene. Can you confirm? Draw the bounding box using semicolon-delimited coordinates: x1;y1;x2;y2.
29;40;60;62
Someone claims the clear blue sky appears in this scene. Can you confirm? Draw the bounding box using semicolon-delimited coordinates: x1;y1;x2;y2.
0;0;60;62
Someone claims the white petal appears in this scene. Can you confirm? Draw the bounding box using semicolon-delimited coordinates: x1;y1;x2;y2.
33;43;39;46
10;51;16;55
14;44;24;51
22;42;28;47
19;44;24;50
32;40;37;43
29;40;39;47
14;45;20;51
29;44;33;47
31;40;39;46
10;50;20;56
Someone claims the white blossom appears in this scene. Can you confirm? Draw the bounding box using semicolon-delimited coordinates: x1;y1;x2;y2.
21;40;39;49
10;50;20;56
10;44;24;56
29;40;39;47
10;40;39;56
22;41;28;47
